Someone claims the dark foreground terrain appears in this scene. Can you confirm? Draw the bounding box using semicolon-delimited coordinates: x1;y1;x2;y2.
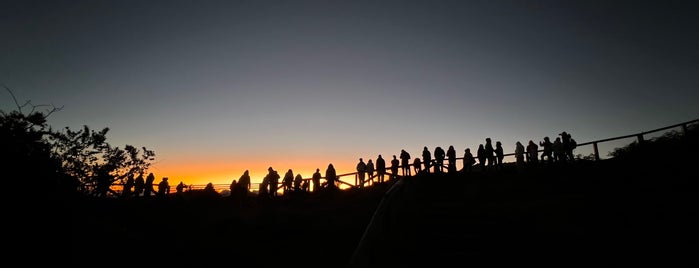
60;132;698;267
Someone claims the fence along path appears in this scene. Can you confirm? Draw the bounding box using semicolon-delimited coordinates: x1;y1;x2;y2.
147;118;699;194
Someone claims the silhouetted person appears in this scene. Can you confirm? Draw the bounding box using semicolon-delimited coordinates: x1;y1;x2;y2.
238;170;251;197
143;172;156;197
484;138;495;169
229;179;237;197
462;148;475;172
283;169;294;193
446;145;457;173
134;173;145;197
515;141;525;165
477;144;486;170
267;167;280;198
527;140;539;164
176;181;186;194
259;176;269;197
560;131;576;161
540;136;553;163
376;155;386;183
366;159;375;184
553;137;565;163
495;141;504;169
413;157;422;174
94;168;112;197
325;163;337;190
356;158;367;188
399;149;411;176
204;182;215;193
122;174;135;198
157;177;170;197
434;146;445;173
390;155;399;180
301;180;309;192
294;173;303;191
312;168;322;192
422;146;432;173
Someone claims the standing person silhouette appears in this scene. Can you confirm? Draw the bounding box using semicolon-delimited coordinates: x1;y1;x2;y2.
515;141;525;166
229;179;237;198
446;145;457;173
484;138;495;170
399;149;411;176
495;141;504;170
312;168;322;192
553;137;564;163
294;173;303;192
134;173;145;197
462;148;475;173
267;167;280;198
376;155;386;183
366;159;375;185
143;173;156;197
527;140;539;164
422;146;432;173
540;136;553;163
356;158;367;188
390;155;400;180
157;177;170;197
122;174;135;198
434;146;445;173
477;144;486;171
325;163;337;190
283;169;294;193
238;170;251;197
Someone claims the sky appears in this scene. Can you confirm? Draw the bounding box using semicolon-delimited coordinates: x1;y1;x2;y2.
2;0;698;186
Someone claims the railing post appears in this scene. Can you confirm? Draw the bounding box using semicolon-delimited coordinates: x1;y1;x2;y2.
637;134;644;144
682;123;688;135
593;142;600;161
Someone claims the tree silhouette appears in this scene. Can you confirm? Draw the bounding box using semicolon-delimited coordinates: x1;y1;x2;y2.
1;85;155;198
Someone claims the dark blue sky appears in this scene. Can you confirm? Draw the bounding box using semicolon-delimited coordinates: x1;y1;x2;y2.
2;0;698;184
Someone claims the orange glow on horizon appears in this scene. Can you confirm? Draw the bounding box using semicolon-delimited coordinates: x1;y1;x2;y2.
146;157;360;186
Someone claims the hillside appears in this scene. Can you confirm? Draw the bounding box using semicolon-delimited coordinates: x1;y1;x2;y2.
63;128;698;267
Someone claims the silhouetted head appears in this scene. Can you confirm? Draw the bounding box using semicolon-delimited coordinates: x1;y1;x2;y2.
486;138;491;142
316;168;320;172
268;167;273;172
496;141;501;146
359;158;363;162
393;155;397;159
465;148;470;152
378;154;382;158
544;136;550;141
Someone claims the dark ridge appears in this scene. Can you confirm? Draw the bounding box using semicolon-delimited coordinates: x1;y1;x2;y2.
60;125;699;267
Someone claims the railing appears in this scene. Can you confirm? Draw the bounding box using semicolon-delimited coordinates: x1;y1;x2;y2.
111;118;697;196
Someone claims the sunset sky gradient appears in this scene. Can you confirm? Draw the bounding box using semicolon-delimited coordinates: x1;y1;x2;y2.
2;0;698;186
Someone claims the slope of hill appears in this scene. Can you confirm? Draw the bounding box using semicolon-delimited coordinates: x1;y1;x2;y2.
65;126;698;267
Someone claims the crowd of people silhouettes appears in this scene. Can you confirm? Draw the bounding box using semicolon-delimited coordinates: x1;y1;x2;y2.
116;131;578;200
